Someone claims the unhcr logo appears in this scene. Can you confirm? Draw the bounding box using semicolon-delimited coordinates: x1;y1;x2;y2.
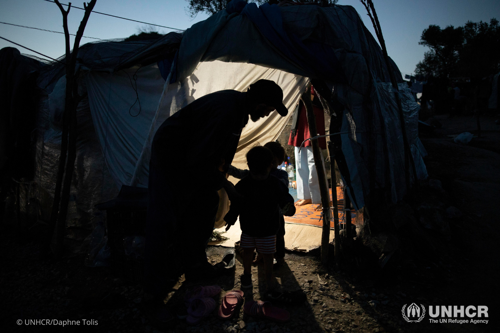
402;303;426;323
401;303;489;324
428;305;489;324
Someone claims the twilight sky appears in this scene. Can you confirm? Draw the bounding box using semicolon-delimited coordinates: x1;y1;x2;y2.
0;0;498;77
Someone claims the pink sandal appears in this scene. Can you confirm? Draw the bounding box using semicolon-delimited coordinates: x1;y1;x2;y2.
218;290;244;319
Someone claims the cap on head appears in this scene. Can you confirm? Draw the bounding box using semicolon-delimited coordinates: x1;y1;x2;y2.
248;79;288;116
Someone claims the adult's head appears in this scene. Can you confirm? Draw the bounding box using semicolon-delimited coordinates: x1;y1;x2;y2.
246;80;288;122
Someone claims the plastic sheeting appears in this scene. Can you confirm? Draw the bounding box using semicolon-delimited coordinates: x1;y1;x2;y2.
84;63;166;187
176;4;396;85
333;80;427;209
371;82;427;203
35;73;119;253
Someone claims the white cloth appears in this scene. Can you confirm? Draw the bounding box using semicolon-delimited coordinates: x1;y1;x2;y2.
295;146;322;204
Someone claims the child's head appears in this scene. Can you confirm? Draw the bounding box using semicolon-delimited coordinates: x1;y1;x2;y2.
246;146;274;180
264;141;286;168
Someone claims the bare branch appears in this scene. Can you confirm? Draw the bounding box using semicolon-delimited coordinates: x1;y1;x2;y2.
70;0;97;67
55;0;71;58
359;0;381;42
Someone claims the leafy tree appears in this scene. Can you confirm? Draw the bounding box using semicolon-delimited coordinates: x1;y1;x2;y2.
459;19;500;78
125;32;164;42
415;24;463;78
186;0;233;16
416;19;500;79
125;27;164;42
185;0;337;17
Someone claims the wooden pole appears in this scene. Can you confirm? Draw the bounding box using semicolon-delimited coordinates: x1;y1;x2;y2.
302;84;331;265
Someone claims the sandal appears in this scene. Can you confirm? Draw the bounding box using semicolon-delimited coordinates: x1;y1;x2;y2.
244;300;290;323
218;290;244;319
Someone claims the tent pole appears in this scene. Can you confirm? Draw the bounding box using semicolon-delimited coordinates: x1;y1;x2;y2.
302;84;331;265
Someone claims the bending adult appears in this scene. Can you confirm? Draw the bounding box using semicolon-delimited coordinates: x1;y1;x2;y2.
143;79;289;322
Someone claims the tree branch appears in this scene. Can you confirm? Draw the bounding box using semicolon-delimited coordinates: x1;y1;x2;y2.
55;0;71;58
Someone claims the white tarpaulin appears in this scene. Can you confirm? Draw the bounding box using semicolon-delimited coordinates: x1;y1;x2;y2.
85;64;165;187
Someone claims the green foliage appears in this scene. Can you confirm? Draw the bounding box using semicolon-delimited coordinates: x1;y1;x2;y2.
185;0;338;17
124;32;164;42
416;19;500;79
186;0;233;16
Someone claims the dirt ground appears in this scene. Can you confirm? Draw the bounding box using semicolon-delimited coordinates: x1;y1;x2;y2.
1;112;499;333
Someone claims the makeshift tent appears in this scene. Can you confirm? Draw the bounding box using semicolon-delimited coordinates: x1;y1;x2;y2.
2;1;427;257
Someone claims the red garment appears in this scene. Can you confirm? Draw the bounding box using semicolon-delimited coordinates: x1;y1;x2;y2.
288;102;326;148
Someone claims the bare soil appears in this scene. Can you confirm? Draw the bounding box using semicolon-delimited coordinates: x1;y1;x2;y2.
1;112;499;333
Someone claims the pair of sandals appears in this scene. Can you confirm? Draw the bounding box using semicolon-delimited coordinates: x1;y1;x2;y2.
184;285;244;324
221;290;291;323
184;286;291;324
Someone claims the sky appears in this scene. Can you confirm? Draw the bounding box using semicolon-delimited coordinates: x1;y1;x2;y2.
1;0;499;77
